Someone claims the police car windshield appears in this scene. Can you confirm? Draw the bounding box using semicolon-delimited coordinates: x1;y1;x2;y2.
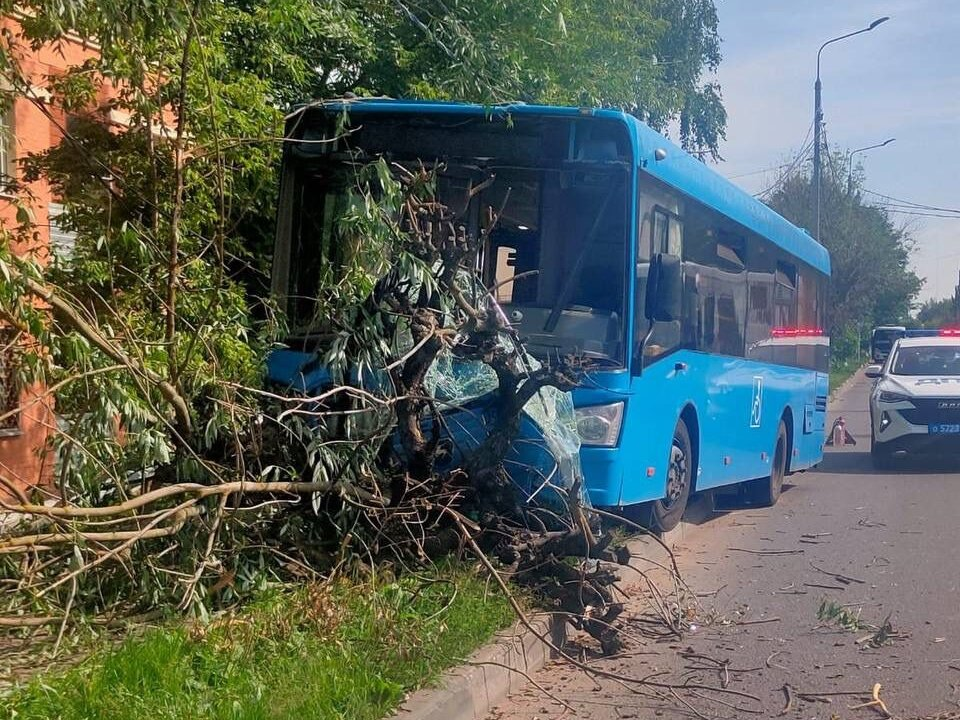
891;346;960;376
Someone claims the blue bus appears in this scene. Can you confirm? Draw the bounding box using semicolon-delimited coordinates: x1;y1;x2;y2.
270;100;831;532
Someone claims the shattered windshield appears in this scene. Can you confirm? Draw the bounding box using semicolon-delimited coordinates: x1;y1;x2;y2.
425;334;585;506
277;111;632;366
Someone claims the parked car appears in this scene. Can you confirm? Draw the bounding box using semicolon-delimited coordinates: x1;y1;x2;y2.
866;332;960;467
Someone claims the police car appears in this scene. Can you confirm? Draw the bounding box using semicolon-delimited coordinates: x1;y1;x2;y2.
867;332;960;467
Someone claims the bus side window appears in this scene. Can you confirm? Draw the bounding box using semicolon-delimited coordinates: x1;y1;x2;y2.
642;210;684;363
488;228;540;305
652;208;683;256
774;261;798;327
494;246;517;304
653;209;668;254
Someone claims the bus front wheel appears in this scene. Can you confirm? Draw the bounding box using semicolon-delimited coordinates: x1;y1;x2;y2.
646;420;693;533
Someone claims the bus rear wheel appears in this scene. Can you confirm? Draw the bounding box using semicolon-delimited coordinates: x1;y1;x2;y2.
752;421;787;506
646;420;693;533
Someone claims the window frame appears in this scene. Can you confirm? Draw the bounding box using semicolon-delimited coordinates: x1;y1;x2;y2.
0;328;21;437
0;103;15;198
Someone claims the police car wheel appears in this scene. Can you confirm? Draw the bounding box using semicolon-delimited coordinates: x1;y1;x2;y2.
647;420;693;533
870;436;894;469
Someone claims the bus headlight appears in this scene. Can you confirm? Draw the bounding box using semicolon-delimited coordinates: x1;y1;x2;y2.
576;402;624;447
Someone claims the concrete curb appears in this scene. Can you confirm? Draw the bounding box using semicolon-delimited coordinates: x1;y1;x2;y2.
390;613;566;720
828;365;865;404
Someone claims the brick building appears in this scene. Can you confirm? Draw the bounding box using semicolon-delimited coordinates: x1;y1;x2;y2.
0;17;112;500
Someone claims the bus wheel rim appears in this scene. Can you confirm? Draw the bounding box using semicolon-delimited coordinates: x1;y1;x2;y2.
665;442;687;505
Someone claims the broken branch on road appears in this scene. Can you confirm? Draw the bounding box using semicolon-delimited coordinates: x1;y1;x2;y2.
810;560;866;585
727;547;804;556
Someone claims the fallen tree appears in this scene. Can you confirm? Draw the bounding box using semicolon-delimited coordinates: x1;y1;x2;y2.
1;158;648;655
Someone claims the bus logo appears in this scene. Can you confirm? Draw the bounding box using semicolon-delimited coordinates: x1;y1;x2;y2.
751;377;763;428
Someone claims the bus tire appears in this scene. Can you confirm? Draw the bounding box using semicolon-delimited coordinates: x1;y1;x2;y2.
753;421;787;507
647;420;693;533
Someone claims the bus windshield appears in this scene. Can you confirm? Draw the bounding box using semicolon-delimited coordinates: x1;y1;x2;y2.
275;112;631;366
872;326;905;361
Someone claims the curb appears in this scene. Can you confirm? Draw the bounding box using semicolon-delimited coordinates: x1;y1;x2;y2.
391;613;566;720
828;365;865;404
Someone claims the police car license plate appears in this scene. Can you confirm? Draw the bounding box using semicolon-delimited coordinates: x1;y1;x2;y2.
929;423;960;434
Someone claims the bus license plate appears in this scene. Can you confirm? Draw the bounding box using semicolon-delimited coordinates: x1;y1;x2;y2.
929;424;960;434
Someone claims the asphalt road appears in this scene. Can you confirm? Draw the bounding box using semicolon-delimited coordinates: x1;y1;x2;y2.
489;371;960;720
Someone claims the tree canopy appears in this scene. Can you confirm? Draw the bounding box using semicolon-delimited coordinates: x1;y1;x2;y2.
231;0;727;158
763;155;922;360
0;0;726;617
916;296;959;328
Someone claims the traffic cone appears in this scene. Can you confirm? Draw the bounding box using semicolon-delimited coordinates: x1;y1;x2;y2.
826;416;856;446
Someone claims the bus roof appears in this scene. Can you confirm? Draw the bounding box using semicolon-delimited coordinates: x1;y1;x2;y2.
290;99;831;276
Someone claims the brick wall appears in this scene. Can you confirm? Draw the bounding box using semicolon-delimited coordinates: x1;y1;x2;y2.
0;17;112;501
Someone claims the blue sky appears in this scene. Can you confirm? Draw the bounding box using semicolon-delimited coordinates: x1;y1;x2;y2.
711;0;960;303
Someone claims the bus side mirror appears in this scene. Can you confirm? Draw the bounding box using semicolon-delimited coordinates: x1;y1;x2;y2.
645;253;682;322
865;364;883;379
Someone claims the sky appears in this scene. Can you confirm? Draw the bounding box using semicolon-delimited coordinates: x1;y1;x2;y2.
711;0;960;304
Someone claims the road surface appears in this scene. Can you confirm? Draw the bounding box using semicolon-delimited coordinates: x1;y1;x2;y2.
489;371;960;720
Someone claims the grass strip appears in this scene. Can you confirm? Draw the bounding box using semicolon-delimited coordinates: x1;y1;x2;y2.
3;565;514;720
829;361;861;394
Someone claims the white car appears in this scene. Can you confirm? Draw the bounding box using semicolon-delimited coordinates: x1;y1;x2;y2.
867;335;960;467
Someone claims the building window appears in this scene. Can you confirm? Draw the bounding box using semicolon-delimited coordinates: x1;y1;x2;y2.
49;202;78;259
0;329;20;435
0;107;13;195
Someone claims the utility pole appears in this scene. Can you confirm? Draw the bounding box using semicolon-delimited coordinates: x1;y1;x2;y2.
813;77;822;238
812;17;889;240
955;268;960;323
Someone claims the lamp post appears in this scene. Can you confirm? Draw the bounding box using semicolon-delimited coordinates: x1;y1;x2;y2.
847;138;895;196
813;16;889;240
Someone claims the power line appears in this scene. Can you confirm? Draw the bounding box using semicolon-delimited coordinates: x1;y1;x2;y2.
754;135;814;200
864;189;960;216
879;208;960;219
875;202;960;216
746;121;815;200
727;162;795;180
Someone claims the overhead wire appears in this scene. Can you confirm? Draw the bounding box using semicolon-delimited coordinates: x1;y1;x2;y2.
862;189;960;217
752;122;815;200
727;161;796;181
875;209;960;219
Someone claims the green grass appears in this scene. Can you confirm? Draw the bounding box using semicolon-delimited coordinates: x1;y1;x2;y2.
3;566;514;720
829;360;862;394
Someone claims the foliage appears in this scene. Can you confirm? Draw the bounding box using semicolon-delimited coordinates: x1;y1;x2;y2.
764;153;922;363
344;0;726;158
829;360;859;394
0;0;288;495
0;0;729;497
3;567;514;720
817;598;864;632
915;296;959;328
0;0;683;650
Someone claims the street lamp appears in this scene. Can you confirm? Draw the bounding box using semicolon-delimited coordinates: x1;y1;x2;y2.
847;137;895;195
813;16;889;240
